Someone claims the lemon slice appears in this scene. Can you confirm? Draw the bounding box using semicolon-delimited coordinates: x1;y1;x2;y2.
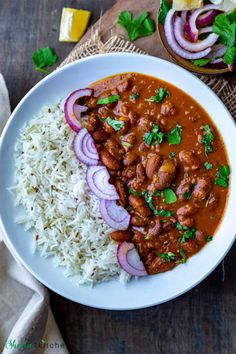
59;8;91;42
172;0;204;10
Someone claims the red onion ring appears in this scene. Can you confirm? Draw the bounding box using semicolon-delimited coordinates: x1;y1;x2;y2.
208;58;227;69
188;5;222;42
86;166;119;200
196;9;220;27
117;242;147;277
164;10;211;60
73;128;99;166
64;88;93;132
100;199;130;230
198;26;213;35
206;43;227;58
174;16;218;52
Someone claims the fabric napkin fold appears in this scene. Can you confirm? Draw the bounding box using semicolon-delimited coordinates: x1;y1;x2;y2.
0;73;69;354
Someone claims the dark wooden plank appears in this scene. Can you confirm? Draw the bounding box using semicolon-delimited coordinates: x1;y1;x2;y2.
1;2;236;354
0;0;115;110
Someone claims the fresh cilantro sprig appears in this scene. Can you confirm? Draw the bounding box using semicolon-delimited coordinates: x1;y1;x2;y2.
117;11;155;42
146;87;170;103
182;183;196;200
204;162;213;171
32;47;58;74
144;124;165;146
215;165;230;188
191;58;212;67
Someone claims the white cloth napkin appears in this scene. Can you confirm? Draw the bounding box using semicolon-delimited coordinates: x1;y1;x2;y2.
0;73;69;354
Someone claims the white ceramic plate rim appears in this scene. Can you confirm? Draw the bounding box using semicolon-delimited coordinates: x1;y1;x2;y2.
0;53;236;310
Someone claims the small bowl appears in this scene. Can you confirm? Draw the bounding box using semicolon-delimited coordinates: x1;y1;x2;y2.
158;21;230;75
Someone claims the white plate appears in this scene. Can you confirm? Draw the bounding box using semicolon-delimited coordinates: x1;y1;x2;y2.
0;53;236;310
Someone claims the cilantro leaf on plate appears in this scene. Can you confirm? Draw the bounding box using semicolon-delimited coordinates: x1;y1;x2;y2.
117;11;155;42
191;58;212;67
32;47;58;74
168;125;182;145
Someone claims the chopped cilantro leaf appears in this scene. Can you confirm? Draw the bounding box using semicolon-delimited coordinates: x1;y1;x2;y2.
179;248;187;263
179;227;196;243
117;11;155;42
169;152;176;158
168;125;182;145
130;92;140;100
157;209;174;217
204;162;213;171
158;252;176;262
145;234;152;240
122;141;133;148
212;13;236;48
215;165;230;188
144;124;165;146
207;235;213;242
146;87;170;103
158;0;171;25
163;188;177;204
129;188;143;197
97;95;120;105
105;117;125;131
223;46;236;65
176;222;183;231
182;183;196;200
202;125;214;156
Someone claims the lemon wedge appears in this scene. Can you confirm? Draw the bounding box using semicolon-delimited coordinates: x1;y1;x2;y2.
172;0;204;10
59;8;91;42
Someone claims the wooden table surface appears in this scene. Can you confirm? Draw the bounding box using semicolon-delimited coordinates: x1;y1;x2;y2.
1;1;236;354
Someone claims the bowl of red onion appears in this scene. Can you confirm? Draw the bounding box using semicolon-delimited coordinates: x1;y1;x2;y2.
158;0;236;74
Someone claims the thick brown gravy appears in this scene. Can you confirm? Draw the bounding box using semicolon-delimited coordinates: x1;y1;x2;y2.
84;72;229;274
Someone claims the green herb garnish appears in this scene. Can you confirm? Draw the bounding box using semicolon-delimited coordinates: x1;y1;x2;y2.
204;162;213;171
97;95;120;105
129;188;143;197
158;0;171;25
144;124;165;146
157;209;174;217
117;11;155;42
32;47;58;74
122;141;133;148
215;165;230;188
105;117;125;131
126;205;132;211
179;248;187;263
213;13;236;65
163;188;177;204
191;58;212;67
207;235;213;242
153;190;161;197
143;191;158;214
130;92;140;100
202;125;214;156
182;183;196;200
169;152;176;158
179;227;196;243
146;87;170;103
176;222;183;231
145;234;152;240
168;125;182;145
158;252;176;262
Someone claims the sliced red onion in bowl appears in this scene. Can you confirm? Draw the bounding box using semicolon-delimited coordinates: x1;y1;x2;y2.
64;88;93;132
181;10;188;23
100;199;130;230
174;16;219;52
196;9;220;27
188;4;222;42
228;64;236;72
86;166;119;200
164;10;212;60
198;26;213;35
206;43;227;58
207;58;227;69
117;242;147;277
73;128;99;166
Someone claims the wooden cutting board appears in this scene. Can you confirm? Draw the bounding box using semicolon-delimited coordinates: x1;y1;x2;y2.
74;0;171;61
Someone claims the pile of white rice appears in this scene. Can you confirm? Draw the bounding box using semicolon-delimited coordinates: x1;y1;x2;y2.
12;101;129;285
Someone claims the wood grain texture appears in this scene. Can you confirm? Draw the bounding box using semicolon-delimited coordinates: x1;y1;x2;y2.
1;1;236;354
